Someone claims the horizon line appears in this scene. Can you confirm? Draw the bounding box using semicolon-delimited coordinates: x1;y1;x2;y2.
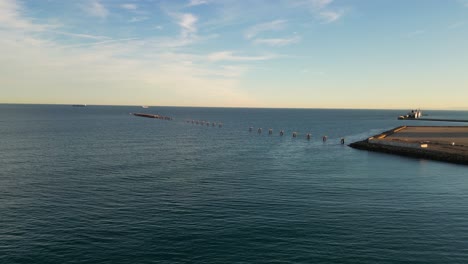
1;102;467;111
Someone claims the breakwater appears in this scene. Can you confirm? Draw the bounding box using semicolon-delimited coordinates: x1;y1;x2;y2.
402;118;468;123
187;120;223;128
350;126;468;165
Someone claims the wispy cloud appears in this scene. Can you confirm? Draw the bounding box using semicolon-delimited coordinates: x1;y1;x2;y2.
129;16;149;23
118;12;200;49
245;19;300;46
83;0;109;18
291;0;343;23
187;0;209;7
51;30;109;40
0;1;281;107
458;0;468;7
0;0;54;31
208;51;275;62
319;11;343;23
253;36;301;46
291;0;333;10
120;3;137;10
245;20;287;39
301;68;325;75
61;38;138;49
308;0;333;9
406;30;425;38
448;21;466;29
1;29;255;107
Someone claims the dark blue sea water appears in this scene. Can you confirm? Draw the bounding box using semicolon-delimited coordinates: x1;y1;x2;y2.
1;104;468;264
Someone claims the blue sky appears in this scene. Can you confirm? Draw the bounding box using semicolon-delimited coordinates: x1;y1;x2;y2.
1;0;467;109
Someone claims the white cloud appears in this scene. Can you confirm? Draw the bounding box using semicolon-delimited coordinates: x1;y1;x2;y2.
83;0;109;18
121;3;137;10
253;36;301;46
160;13;199;47
178;13;197;32
175;13;198;38
207;51;275;62
245;20;287;39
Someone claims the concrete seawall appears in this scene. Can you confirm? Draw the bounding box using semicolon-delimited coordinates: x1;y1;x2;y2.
403;118;468;123
349;126;468;165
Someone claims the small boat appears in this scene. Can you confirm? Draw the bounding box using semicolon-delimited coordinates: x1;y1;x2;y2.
72;104;87;107
141;106;149;109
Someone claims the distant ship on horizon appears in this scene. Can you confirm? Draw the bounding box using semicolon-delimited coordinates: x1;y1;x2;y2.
398;109;422;120
72;104;87;107
141;105;149;109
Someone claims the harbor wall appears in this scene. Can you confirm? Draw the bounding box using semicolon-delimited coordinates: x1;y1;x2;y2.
350;140;468;165
349;126;468;165
368;139;422;149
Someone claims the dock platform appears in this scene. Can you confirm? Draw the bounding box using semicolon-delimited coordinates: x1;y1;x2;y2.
349;126;468;165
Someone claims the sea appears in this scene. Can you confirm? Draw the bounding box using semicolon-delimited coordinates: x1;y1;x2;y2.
1;104;468;264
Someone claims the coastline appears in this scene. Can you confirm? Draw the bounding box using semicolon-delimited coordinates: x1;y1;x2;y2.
349;126;468;165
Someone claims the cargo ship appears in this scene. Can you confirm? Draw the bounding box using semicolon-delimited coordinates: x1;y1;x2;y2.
132;113;159;118
398;109;422;120
132;113;173;120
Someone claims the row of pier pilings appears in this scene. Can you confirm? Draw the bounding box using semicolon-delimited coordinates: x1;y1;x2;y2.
187;120;223;128
249;127;345;144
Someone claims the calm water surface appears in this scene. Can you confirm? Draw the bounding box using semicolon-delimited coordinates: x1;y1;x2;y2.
1;105;468;263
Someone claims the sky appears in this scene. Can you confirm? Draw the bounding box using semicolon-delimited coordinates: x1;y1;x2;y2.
0;0;467;109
